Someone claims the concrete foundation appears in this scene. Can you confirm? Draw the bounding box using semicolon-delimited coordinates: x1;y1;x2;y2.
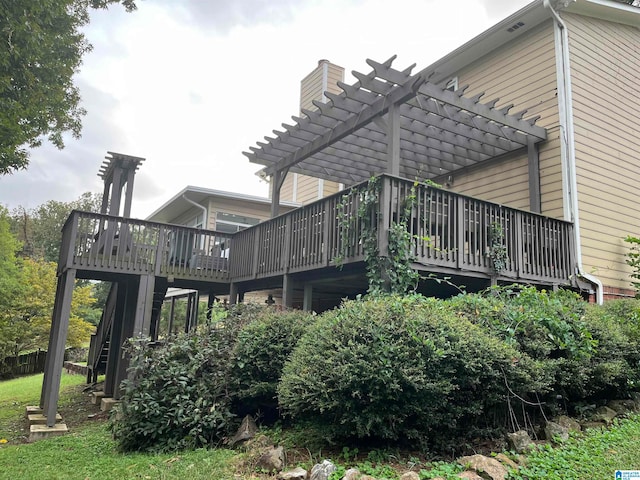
28;413;62;426
29;424;68;442
25;405;43;418
100;397;119;412
90;391;106;405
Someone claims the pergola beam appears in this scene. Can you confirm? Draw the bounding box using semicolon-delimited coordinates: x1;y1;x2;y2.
244;56;548;188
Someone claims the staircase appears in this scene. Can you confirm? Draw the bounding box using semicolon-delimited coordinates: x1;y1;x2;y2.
86;278;169;383
86;283;117;383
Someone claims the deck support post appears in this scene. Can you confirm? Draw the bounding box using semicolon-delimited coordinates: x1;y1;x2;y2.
206;290;216;324
40;269;76;427
282;274;294;308
133;274;155;337
229;283;238;305
113;278;141;400
303;284;313;312
104;280;128;398
168;296;176;335
238;291;245;303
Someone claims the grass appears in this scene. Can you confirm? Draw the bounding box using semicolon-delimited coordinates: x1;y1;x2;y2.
0;422;235;480
0;373;238;479
508;416;640;479
1;373;640;479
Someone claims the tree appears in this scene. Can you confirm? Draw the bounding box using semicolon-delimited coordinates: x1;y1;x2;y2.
0;0;136;175
0;258;96;357
11;192;101;262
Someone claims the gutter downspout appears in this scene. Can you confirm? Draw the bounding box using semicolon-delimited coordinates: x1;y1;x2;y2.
182;194;208;229
544;0;604;304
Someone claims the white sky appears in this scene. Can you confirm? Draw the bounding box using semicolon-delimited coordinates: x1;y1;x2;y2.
0;0;532;218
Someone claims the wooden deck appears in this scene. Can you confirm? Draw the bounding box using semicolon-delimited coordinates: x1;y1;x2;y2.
59;175;577;290
59;210;232;283
229;175;576;287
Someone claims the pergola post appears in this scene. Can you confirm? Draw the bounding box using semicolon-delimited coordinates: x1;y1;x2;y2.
270;169;286;218
528;137;542;213
387;103;401;176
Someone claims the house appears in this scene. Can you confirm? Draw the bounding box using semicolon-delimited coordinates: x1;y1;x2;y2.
40;0;640;427
247;0;640;304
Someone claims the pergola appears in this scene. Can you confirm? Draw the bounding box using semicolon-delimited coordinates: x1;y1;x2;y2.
244;56;547;217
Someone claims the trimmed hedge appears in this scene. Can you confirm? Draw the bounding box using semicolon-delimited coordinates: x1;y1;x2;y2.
231;309;315;414
277;295;535;447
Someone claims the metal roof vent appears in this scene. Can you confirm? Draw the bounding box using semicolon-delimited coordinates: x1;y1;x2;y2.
507;21;525;33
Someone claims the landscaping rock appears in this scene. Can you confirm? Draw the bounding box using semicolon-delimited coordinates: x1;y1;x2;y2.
457;472;483;480
458;454;508;480
343;468;361;480
494;453;518;470
229;414;258;446
544;421;569;442
580;420;606;430
310;460;336;480
256;446;284;472
359;476;377;480
553;415;581;433
592;406;618;424
278;467;309;480
507;430;534;453
400;472;420;480
607;399;637;414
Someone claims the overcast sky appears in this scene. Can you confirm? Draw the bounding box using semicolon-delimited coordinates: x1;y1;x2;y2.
0;0;532;218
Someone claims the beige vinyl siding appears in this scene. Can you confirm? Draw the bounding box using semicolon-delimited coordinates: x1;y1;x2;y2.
322;180;341;197
280;175;296;203
295;175;321;204
565;13;640;290
210;198;274;225
442;154;530;210
448;21;562;217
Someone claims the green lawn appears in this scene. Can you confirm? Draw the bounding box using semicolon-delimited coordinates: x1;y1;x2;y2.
0;373;237;480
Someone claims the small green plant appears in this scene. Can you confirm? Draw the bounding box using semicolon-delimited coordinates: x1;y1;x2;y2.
419;461;465;479
624;235;640;297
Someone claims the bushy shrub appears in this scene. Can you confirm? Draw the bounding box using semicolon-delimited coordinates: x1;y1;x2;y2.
231;309;315;414
445;286;597;401
111;314;247;452
278;295;533;448
583;299;640;396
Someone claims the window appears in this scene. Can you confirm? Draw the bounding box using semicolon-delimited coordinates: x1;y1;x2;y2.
215;212;260;234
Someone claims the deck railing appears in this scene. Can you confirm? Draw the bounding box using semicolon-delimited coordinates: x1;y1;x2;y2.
59;176;576;287
59;210;233;281
230;175;576;285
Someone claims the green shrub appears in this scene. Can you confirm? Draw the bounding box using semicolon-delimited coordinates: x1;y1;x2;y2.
231;309;315;413
278;295;532;448
445;286;597;401
111;314;246;452
585;299;640;395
